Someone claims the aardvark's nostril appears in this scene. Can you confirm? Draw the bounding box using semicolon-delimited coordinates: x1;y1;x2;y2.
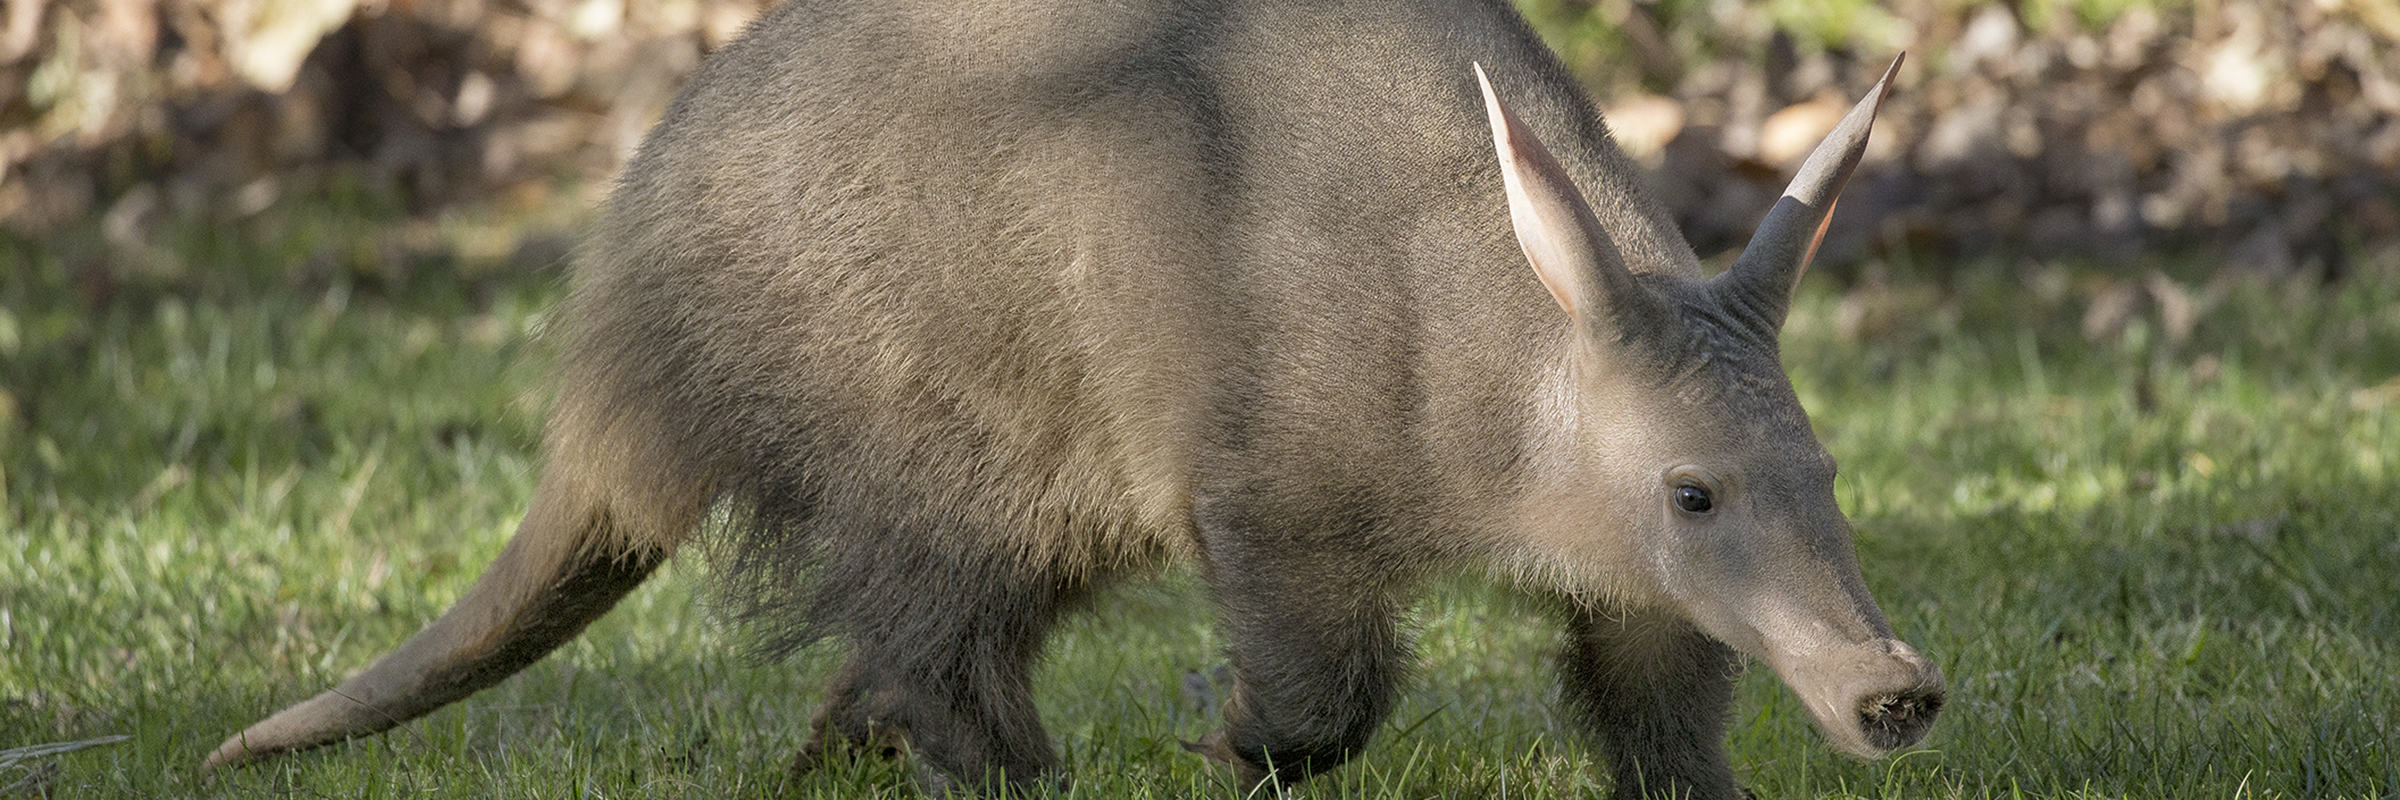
1856;687;1944;750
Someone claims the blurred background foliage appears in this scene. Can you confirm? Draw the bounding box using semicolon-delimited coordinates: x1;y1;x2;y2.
1;0;2396;285
1518;0;2400;276
1;0;2396;282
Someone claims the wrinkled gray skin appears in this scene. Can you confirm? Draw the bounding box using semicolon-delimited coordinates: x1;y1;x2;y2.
205;1;1944;797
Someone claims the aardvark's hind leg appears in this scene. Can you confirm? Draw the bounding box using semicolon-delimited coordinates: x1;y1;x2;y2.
788;535;1088;794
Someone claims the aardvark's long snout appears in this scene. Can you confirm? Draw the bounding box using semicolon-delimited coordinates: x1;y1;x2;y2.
1765;637;1945;757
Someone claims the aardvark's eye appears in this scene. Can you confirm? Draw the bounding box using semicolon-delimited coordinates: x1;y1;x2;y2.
1673;484;1714;514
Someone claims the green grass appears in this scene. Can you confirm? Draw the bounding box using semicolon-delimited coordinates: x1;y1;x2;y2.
4;194;2398;798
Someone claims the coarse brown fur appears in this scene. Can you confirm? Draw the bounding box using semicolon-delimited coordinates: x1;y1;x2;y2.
206;1;1943;797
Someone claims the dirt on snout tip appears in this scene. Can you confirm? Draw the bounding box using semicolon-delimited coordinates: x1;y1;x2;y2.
1857;687;1945;751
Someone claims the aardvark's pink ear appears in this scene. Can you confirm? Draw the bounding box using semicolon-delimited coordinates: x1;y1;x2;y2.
1473;62;1661;335
1717;54;1904;332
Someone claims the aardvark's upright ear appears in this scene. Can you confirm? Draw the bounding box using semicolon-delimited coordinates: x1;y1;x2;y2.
1474;63;1665;335
1715;55;1904;334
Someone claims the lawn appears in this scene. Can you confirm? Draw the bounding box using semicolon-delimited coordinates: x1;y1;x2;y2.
3;194;2396;798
